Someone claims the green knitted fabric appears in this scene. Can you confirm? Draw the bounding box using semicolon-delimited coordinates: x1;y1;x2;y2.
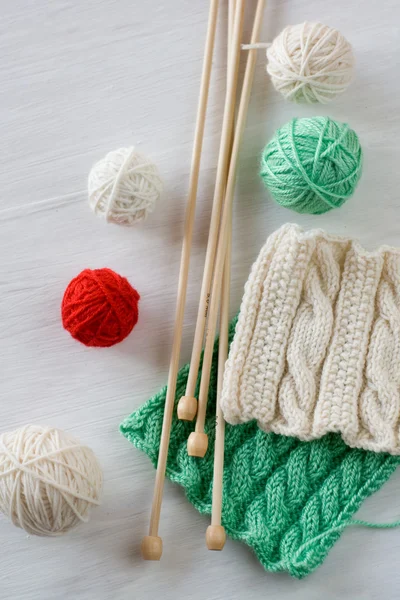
120;316;400;578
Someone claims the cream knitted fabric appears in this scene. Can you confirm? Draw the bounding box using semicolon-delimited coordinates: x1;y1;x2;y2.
221;223;400;454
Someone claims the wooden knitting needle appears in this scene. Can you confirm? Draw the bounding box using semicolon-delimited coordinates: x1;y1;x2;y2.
188;0;266;459
205;0;236;552
205;232;231;550
140;0;219;561
177;0;246;428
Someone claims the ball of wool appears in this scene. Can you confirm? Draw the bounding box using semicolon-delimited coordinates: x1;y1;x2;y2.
260;116;363;215
88;147;163;226
62;268;140;347
267;22;355;104
0;425;102;536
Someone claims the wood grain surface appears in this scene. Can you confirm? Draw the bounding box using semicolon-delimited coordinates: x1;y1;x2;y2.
1;1;400;598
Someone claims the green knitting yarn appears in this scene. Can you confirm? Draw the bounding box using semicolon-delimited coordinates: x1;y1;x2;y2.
120;315;400;578
260;117;363;214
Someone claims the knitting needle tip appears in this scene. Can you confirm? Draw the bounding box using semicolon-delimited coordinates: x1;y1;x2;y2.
141;535;163;560
177;396;198;421
187;432;208;457
206;525;226;550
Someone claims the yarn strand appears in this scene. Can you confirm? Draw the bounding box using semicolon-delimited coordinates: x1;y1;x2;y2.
350;518;400;529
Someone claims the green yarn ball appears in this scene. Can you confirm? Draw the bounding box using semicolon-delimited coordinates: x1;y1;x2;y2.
260;117;363;215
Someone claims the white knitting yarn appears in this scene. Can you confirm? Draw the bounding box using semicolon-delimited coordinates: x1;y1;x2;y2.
266;22;355;104
88;147;163;226
0;425;103;536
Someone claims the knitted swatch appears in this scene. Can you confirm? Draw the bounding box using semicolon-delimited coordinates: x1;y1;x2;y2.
222;223;400;454
120;316;400;578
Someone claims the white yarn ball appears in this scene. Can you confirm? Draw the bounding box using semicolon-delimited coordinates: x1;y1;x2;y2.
267;22;355;104
88;147;163;226
0;425;103;536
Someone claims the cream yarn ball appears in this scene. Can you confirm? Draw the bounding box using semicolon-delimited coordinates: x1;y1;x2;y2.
88;147;163;226
267;22;355;104
0;425;103;536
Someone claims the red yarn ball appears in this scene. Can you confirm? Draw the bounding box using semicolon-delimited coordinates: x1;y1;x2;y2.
62;268;140;347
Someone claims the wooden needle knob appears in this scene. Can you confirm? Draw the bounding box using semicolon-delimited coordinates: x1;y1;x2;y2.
177;396;198;421
187;432;208;457
206;525;226;550
141;535;163;560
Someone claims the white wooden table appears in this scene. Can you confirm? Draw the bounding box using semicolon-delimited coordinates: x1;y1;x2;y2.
1;1;400;598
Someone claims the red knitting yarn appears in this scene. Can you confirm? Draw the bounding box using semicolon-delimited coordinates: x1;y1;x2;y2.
62;268;140;347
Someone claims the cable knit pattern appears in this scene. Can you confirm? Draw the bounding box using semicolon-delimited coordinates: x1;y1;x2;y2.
357;254;400;452
276;240;345;437
120;315;400;578
221;224;400;454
